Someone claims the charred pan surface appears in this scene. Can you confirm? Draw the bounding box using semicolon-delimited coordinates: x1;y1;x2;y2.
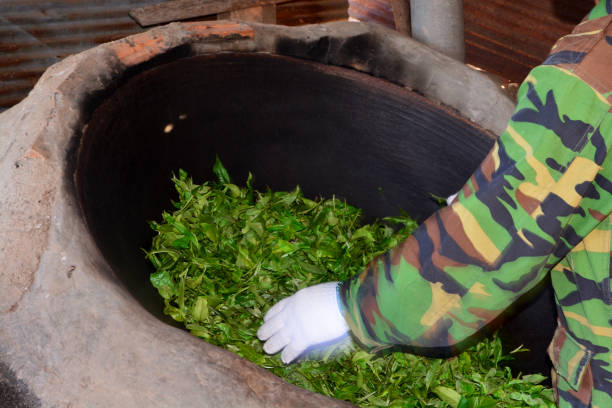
251;22;515;135
75;52;495;323
0;361;41;408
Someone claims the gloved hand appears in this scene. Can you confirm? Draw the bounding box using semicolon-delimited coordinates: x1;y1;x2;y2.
257;281;352;364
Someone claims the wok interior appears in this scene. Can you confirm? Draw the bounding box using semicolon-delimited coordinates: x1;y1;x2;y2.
76;53;553;376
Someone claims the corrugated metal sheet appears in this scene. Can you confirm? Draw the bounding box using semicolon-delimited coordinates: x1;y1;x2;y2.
464;0;594;82
2;0;594;112
0;0;157;110
349;0;595;83
0;0;348;112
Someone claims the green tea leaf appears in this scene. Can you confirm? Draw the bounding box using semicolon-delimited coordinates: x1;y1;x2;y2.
434;386;462;407
351;226;375;244
192;296;209;321
171;236;191;249
150;270;175;300
213;155;231;184
521;373;547;385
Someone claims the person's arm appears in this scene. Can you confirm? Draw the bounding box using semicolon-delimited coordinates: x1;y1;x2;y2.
259;4;612;362
340;13;612;351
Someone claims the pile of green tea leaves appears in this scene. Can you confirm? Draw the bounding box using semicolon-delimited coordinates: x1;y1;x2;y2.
146;158;555;407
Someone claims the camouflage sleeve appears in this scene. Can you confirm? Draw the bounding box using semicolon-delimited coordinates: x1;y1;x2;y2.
339;6;612;352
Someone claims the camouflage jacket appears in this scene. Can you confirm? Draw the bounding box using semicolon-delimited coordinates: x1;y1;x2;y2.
339;2;612;407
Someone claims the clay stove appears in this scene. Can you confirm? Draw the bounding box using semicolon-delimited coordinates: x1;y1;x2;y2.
0;20;547;407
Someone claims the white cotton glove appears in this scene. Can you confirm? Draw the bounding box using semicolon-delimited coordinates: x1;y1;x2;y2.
257;281;352;364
